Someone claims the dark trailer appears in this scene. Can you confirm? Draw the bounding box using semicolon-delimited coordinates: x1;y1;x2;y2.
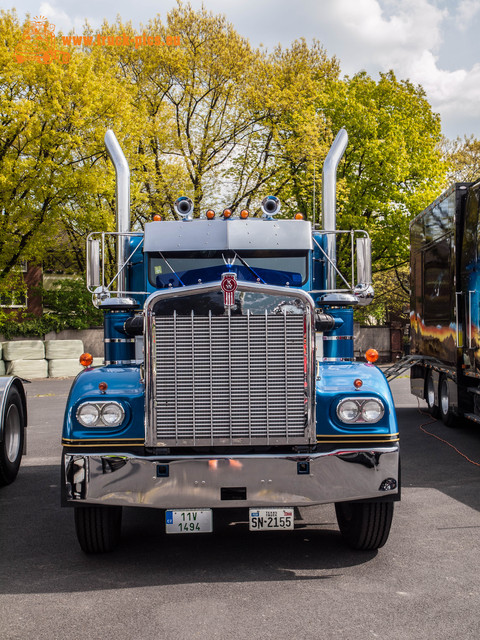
410;180;480;425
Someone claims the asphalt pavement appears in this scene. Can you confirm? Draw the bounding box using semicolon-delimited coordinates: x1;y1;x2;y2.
1;375;480;640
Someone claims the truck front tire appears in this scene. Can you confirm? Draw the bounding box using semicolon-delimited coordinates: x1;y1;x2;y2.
335;501;394;550
0;387;25;486
74;505;122;553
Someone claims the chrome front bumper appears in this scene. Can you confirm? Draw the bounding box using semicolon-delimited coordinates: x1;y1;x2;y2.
64;447;399;508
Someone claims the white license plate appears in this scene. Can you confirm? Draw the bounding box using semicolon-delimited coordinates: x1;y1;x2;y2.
249;508;294;531
165;509;213;534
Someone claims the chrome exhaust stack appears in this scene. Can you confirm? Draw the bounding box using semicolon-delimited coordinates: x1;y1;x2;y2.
322;128;348;291
104;130;130;294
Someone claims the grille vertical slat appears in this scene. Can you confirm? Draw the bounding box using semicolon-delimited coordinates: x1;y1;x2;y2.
154;312;307;445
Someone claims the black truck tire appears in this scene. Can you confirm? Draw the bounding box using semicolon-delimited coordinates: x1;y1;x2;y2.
335;501;394;550
426;372;440;418
74;505;122;553
0;387;25;486
439;375;457;427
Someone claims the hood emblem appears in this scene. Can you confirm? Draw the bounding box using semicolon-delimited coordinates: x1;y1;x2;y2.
221;272;238;308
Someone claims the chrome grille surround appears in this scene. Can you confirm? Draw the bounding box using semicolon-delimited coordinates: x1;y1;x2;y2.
144;281;316;446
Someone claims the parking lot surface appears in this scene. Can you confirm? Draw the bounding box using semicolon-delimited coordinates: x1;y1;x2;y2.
1;375;480;639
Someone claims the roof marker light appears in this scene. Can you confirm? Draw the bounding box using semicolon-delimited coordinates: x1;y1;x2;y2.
294;212;304;220
354;378;363;389
365;348;379;363
240;209;249;219
223;209;232;219
153;214;162;221
206;209;215;220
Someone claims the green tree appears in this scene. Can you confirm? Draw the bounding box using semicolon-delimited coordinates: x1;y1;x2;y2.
443;134;480;183
227;38;339;218
93;6;339;220
355;265;410;325
0;3;449;321
95;3;263;219
324;71;447;273
0;10;133;283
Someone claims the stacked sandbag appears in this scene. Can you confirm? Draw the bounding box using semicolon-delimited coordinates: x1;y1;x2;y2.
3;340;48;378
45;340;84;378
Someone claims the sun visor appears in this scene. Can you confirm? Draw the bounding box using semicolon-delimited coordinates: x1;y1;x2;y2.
144;219;313;252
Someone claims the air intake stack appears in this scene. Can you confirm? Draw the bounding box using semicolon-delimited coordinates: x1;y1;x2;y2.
322;128;348;292
104;129;131;295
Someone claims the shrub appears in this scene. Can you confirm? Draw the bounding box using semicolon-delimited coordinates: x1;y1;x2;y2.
0;278;103;339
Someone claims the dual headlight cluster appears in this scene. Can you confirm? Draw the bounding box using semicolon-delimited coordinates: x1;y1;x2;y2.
76;401;125;428
336;397;385;424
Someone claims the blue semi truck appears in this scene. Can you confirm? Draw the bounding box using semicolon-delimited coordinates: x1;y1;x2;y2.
62;128;400;553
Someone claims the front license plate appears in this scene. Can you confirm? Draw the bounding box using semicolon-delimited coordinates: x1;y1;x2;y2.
249;508;294;531
165;509;213;534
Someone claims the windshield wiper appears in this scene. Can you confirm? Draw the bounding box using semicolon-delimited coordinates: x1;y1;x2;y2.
159;251;186;287
233;252;266;284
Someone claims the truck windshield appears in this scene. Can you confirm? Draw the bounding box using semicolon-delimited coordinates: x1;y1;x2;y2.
148;250;308;289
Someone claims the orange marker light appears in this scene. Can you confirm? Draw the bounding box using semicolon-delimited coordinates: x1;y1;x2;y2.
208;459;218;470
294;212;304;220
240;209;249;219
99;381;108;392
365;348;379;363
354;378;363;389
153;214;163;221
80;353;94;367
223;209;232;218
206;209;215;219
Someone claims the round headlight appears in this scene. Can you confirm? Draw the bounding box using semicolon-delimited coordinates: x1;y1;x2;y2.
337;399;360;423
361;399;384;423
77;403;99;427
100;402;125;427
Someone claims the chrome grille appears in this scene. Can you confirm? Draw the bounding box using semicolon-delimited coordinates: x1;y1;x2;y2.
154;311;307;445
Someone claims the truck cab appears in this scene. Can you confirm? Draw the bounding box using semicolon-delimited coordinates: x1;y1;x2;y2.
62;129;400;553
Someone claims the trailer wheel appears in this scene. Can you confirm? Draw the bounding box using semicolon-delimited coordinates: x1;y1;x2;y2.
439;375;457;427
335;501;394;550
0;387;25;486
426;372;440;418
74;505;122;553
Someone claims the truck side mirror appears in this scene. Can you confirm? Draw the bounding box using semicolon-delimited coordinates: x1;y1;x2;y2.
356;237;372;286
87;238;101;289
355;237;374;306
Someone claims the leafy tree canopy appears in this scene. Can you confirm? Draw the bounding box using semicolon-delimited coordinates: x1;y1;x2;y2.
0;2;448;306
443;134;480;183
325;71;446;272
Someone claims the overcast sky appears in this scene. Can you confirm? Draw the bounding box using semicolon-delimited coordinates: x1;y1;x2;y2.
9;0;480;140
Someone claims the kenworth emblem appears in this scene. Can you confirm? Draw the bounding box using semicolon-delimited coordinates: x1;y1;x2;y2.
221;272;238;308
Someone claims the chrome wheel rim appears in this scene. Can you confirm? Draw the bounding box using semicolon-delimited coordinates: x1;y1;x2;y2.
440;380;449;416
427;376;435;408
5;403;21;463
